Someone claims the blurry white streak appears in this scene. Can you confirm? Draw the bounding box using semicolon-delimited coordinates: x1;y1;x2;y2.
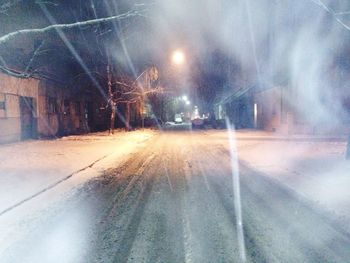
182;212;194;263
309;0;350;31
254;103;258;129
90;0;98;19
335;11;350;16
182;151;195;263
226;118;246;262
87;2;129;129
104;0;139;80
39;3;138;131
38;3;108;101
102;0;153;128
244;0;262;85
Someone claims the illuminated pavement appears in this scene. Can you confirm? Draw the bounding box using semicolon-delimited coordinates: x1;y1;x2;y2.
1;130;350;262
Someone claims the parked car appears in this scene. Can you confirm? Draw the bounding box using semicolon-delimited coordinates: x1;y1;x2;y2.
174;114;183;124
215;119;227;129
144;117;162;127
191;118;204;129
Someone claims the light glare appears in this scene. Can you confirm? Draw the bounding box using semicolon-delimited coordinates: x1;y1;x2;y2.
172;50;185;65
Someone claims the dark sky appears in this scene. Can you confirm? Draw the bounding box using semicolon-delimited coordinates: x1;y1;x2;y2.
1;0;350;110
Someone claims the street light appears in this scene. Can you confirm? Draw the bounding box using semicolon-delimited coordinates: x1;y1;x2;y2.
172;50;185;65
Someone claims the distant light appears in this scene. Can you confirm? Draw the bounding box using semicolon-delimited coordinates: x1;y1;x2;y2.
172;50;185;65
186;100;190;105
182;95;188;101
254;103;258;128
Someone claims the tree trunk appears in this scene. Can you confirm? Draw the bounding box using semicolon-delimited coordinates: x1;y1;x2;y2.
125;102;130;131
140;96;145;129
107;62;115;134
109;103;116;134
136;100;141;127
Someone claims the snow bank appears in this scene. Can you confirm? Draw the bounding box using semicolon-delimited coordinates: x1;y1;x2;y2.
0;130;155;254
227;130;350;228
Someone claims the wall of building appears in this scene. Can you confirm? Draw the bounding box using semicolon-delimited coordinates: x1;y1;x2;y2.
0;73;92;144
221;95;254;129
254;86;350;135
37;80;90;137
254;87;289;133
0;73;39;143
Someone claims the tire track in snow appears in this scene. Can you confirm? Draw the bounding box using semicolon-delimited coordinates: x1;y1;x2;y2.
183;138;242;262
182;152;195;263
102;153;156;220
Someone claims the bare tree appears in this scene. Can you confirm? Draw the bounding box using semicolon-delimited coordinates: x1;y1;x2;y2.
108;65;161;133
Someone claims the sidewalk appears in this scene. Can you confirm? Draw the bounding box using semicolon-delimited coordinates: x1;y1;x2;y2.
0;130;155;214
1;129;349;235
230;130;350;230
0;129;156;253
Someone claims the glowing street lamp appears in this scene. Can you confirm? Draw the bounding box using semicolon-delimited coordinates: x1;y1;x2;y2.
172;50;185;65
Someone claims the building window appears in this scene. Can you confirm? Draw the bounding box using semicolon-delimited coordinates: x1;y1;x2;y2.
47;97;57;114
74;101;81;115
63;100;70;115
343;99;350;124
0;93;6;118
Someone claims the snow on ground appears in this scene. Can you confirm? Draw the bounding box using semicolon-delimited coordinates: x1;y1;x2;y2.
1;128;350;258
210;129;350;229
1;128;348;222
0;129;155;212
0;129;155;253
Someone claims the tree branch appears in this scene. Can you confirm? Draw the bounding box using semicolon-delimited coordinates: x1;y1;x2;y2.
0;9;144;45
0;0;21;13
0;65;31;78
309;0;350;31
24;40;45;73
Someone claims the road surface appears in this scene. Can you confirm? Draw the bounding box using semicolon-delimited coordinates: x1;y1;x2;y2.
1;131;350;263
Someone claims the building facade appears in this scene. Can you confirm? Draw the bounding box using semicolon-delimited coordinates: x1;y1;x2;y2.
253;86;350;135
214;84;350;135
0;73;91;144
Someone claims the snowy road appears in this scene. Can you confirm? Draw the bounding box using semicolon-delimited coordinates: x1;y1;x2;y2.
1;130;350;262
